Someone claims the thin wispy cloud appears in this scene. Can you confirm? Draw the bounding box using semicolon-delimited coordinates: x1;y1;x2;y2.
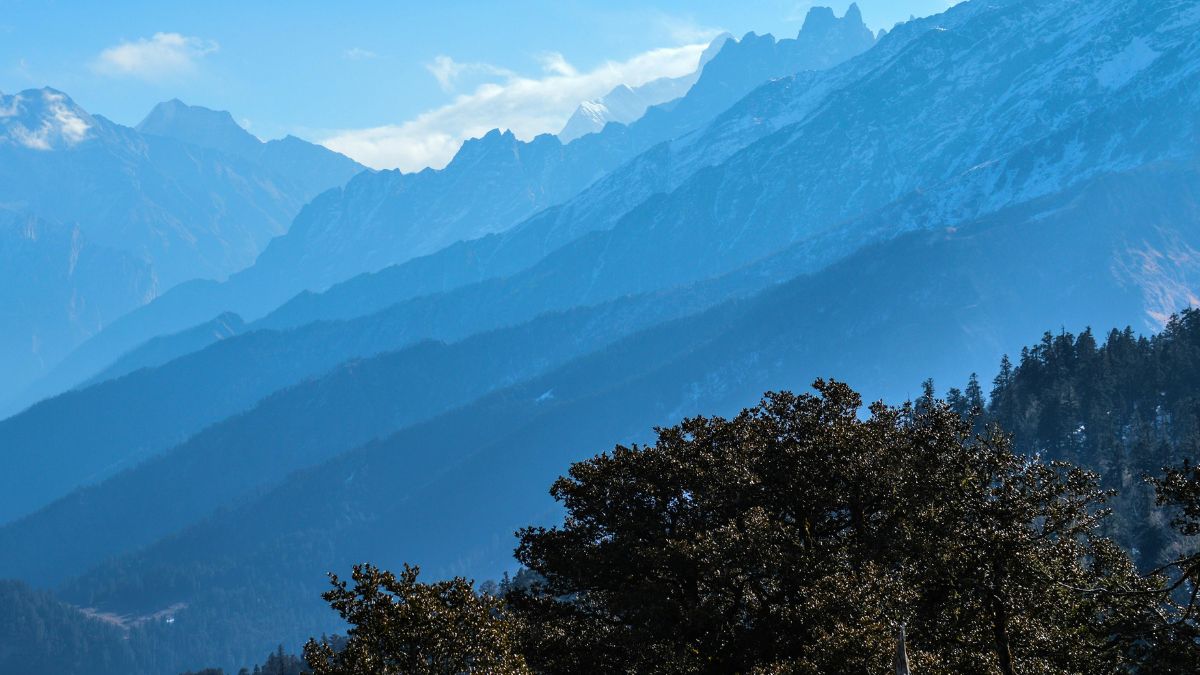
654;13;725;44
425;55;516;93
344;47;378;61
9;56;33;82
537;52;578;78
92;32;218;82
324;42;707;171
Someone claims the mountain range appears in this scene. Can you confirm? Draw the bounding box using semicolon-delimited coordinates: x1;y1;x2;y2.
0;5;885;524
1;0;1198;672
5;4;879;416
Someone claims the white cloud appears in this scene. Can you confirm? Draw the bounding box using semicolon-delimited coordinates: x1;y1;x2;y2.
344;47;378;60
47;93;90;144
92;32;218;81
323;42;707;171
6;56;33;83
654;13;724;45
537;52;578;78
425;55;515;93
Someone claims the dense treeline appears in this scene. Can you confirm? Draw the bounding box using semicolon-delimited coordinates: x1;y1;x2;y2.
0;576;324;675
180;645;311;675
0;580;142;675
963;309;1200;566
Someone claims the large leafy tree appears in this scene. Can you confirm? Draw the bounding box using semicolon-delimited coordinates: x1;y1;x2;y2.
303;564;528;675
509;380;1155;674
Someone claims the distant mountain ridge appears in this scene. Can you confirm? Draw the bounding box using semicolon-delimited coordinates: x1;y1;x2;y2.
137;99;366;198
136;98;264;157
0;89;365;407
0;210;156;395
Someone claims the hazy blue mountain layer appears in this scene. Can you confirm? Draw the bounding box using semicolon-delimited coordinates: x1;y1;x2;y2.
0;90;364;404
0;580;145;675
0;211;797;528
0;90;363;289
0;211;156;396
0;269;775;585
82;312;246;387
137;98;365;200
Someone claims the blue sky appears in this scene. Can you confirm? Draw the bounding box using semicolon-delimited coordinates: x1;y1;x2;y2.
0;0;958;170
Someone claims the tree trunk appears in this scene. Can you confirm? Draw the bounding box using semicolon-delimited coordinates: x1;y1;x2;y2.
989;560;1016;675
893;624;911;675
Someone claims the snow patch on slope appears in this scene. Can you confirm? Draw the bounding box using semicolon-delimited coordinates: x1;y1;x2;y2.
1097;37;1160;89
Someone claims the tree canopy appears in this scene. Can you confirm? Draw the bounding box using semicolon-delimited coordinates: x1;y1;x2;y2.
505;380;1158;674
302;564;528;675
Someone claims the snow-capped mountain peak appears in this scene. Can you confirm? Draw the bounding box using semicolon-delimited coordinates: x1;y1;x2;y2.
0;88;94;151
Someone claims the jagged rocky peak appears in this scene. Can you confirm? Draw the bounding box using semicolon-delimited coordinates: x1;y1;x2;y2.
446;128;524;166
137;98;263;158
798;3;873;43
0;87;95;150
466;127;517;148
802;6;840;31
715;3;874;62
735;30;774;47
